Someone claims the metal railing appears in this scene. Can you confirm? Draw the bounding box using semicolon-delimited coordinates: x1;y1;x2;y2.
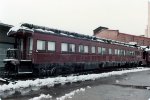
2;48;32;60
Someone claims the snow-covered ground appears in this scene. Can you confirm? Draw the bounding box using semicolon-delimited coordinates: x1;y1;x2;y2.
0;67;150;98
29;86;91;100
56;87;86;100
29;94;52;100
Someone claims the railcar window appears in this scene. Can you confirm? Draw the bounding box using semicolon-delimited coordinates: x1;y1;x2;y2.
123;50;126;56
20;39;23;51
109;49;112;54
118;49;120;55
91;46;96;53
61;43;68;52
69;44;75;52
79;45;84;53
48;41;55;51
37;40;46;50
120;50;124;55
28;38;33;53
130;51;132;55
131;51;135;56
98;47;102;54
84;46;88;53
133;51;135;56
130;51;133;55
126;51;130;56
102;48;106;55
129;51;132;56
127;51;134;56
115;49;118;55
120;50;122;55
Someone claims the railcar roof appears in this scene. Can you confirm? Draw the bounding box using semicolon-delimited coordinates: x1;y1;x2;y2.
8;23;141;49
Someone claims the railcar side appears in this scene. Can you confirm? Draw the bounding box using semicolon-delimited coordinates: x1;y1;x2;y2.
30;31;142;75
2;23;145;77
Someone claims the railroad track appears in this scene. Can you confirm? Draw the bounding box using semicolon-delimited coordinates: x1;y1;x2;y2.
0;67;142;85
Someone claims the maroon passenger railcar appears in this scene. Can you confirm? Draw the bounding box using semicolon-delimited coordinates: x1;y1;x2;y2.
3;23;146;76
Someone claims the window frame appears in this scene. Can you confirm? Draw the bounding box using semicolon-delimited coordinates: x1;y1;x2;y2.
36;40;46;51
102;47;106;55
79;45;84;53
48;41;56;52
91;46;96;54
109;48;112;55
28;38;33;53
98;47;102;54
84;45;89;53
69;43;76;53
61;42;68;52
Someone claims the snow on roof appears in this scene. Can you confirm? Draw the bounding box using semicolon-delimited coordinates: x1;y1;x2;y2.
140;46;150;51
140;46;147;49
7;24;34;36
7;23;141;48
145;48;150;51
0;67;149;97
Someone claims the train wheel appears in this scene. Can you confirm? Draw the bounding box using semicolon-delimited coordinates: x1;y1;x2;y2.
51;67;60;76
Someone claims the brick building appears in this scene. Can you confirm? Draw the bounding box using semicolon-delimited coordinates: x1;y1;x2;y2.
0;23;15;68
94;27;150;46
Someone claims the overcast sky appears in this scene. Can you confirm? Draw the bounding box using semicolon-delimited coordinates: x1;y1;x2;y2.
0;0;148;36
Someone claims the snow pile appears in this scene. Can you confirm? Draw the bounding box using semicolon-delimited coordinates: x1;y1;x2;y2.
29;86;90;100
116;80;120;83
87;86;91;89
29;94;52;100
0;78;7;82
56;88;86;100
0;67;149;93
146;87;150;90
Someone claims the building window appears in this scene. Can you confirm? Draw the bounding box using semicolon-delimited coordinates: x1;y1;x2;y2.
37;40;46;50
79;45;84;53
84;46;88;53
69;44;75;52
98;47;102;54
61;43;68;52
91;46;96;53
48;41;55;51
